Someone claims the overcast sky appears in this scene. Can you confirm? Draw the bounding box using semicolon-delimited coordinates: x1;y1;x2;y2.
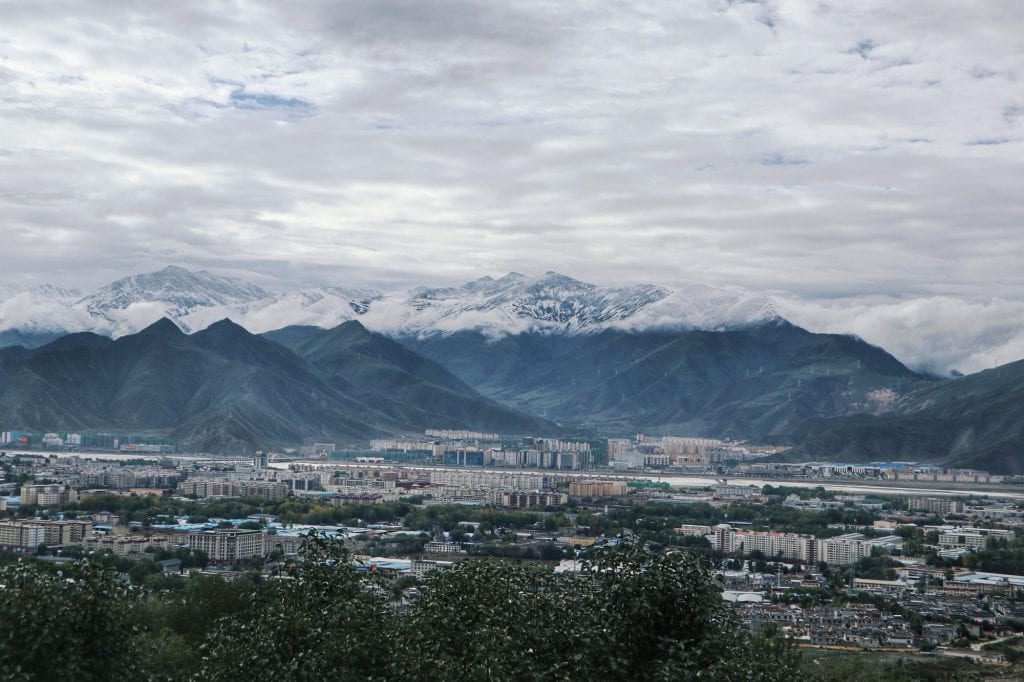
1;1;1022;372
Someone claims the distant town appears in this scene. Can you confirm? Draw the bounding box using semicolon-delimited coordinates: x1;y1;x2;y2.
2;426;1012;485
3;425;1024;674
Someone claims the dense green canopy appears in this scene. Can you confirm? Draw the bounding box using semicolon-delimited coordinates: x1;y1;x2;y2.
0;540;798;681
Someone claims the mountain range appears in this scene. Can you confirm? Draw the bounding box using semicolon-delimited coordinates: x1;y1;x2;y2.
0;265;776;343
2;266;1023;472
0;317;554;454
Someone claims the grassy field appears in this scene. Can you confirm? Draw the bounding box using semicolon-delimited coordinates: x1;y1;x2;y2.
800;649;1009;681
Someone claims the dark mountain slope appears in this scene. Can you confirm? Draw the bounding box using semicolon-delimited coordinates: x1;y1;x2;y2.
396;322;928;437
0;319;555;454
265;321;557;436
0;330;63;351
789;358;1024;473
0;318;386;452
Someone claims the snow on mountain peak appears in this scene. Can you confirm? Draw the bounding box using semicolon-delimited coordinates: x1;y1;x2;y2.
0;267;783;342
82;265;269;312
75;266;271;335
360;271;775;337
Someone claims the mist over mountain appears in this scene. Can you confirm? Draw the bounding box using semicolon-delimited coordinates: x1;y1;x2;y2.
4;266;1024;471
0;266;780;343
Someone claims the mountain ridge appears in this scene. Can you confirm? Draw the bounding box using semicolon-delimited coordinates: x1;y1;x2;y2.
0;266;781;343
4;267;1024;472
0;317;557;454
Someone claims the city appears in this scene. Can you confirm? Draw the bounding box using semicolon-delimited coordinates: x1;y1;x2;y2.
3;426;1024;676
2;1;1021;679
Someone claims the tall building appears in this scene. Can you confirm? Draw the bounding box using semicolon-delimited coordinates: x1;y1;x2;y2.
491;490;568;509
253;451;269;469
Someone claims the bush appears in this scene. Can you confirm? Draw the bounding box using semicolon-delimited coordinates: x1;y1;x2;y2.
0;561;138;681
0;537;803;681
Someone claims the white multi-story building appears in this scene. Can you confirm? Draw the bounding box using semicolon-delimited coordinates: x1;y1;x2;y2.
41;433;64;447
709;525;902;566
186;528;264;562
423;541;464;554
0;522;46;550
84;534;171;557
677;524;715;538
429;470;546;490
0;520;91;549
714;484;760;499
425;429;499;441
490;490;568;509
910;497;965;515
938;527;1013;550
178;478;288;500
819;534;903;565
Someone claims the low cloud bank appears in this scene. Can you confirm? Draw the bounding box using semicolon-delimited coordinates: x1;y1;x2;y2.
774;295;1024;376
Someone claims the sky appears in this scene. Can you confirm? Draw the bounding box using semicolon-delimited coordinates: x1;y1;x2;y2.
1;1;1022;373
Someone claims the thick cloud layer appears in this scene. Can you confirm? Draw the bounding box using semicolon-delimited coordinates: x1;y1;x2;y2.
0;1;1021;372
774;295;1024;376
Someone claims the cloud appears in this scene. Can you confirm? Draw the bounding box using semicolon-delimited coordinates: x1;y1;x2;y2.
0;0;1021;372
774;295;1024;376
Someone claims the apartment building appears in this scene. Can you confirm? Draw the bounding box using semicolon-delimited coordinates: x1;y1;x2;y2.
937;527;1013;550
0;522;45;550
84;533;171;557
19;483;78;506
568;480;627;497
186;528;265;562
429;470;546;490
490;490;568;509
910;497;965;515
0;519;92;549
178;478;288;500
710;524;902;565
819;533;903;565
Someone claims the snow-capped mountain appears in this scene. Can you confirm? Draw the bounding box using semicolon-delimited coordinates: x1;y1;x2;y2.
360;271;778;337
77;265;271;335
0;284;85;334
182;287;384;334
0;266;781;344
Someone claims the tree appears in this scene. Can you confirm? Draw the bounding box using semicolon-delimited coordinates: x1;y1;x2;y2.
128;557;160;584
394;543;801;681
0;561;138;680
0;535;803;680
195;534;395;680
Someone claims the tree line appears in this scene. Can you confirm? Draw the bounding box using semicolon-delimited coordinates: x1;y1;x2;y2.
0;538;800;681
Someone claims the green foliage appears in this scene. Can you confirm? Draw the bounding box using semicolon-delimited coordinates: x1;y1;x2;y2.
128;557;161;584
196;535;395;681
0;536;803;680
854;553;900;581
803;651;985;681
0;561;138;681
972;533;1024;575
396;543;800;681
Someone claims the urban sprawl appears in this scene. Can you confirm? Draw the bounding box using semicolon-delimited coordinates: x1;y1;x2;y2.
3;427;1024;669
